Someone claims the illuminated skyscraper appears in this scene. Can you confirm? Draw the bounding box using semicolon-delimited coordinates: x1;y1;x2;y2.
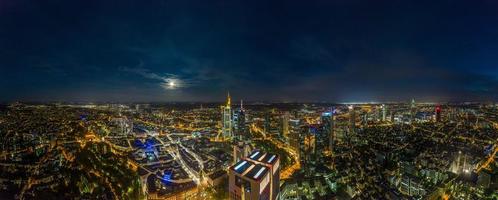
435;105;442;122
222;92;233;139
233;100;246;140
300;125;318;176
229;160;270;200
229;151;280;200
349;105;355;135
282;112;290;139
321;110;334;152
246;151;280;200
289;119;301;155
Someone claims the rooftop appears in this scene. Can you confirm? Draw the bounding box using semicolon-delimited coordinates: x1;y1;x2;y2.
230;159;270;181
247;151;279;165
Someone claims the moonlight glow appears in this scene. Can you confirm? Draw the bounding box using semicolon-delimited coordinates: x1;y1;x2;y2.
162;78;183;90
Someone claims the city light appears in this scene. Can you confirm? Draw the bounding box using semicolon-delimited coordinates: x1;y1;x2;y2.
3;98;498;200
1;1;497;199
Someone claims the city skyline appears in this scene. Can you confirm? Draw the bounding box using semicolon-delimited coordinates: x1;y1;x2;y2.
2;0;498;102
2;100;497;199
2;1;498;199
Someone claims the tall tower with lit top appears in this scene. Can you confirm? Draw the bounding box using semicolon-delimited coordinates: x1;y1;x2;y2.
435;105;442;123
222;92;233;139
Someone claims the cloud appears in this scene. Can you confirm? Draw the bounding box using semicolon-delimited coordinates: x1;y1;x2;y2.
121;65;195;90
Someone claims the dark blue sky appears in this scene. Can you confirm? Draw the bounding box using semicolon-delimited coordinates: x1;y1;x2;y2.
1;0;498;102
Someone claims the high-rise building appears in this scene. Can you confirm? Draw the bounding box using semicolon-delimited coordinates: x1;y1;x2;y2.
264;111;271;136
246;151;280;200
233;100;246;140
321;111;334;152
222;92;233;139
229;160;271;200
289;119;301;154
300;125;318;176
435;105;442;122
229;151;280;200
349;105;355;135
361;111;369;125
233;141;252;164
282;112;290;139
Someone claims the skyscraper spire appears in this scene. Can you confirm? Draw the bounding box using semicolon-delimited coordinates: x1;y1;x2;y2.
222;92;233;140
240;99;243;110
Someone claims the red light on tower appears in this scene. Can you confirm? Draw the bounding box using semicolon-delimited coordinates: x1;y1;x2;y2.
435;105;442;122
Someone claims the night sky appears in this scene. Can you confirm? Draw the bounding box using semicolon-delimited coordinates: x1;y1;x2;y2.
1;0;498;102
